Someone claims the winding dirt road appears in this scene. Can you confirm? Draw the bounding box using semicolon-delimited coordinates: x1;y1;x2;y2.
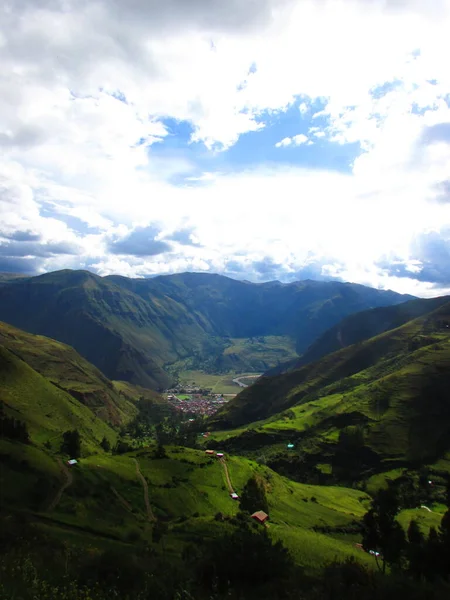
47;459;73;512
133;458;156;521
219;457;235;494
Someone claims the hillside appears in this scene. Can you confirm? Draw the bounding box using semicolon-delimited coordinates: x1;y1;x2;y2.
266;295;449;376
0;321;137;426
0;269;412;389
210;300;450;476
0;345;116;452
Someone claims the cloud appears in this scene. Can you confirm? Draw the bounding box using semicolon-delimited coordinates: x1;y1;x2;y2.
420;122;450;145
0;256;41;274
0;229;41;242
1;0;450;295
275;134;309;148
434;180;450;203
0;240;81;258
164;227;202;247
108;226;172;257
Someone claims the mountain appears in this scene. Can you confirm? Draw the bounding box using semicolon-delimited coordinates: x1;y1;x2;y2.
0;269;413;389
0;321;138;426
210;298;450;475
265;295;450;377
0;343;116;452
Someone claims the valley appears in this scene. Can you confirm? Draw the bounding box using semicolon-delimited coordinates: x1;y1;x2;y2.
1;271;450;599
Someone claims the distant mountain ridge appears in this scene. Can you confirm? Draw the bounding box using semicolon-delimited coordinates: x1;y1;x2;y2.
0;269;414;388
265;295;450;377
210;297;450;475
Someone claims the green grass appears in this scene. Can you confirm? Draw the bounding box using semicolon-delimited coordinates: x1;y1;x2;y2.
177;370;262;395
0;321;137;426
0;345;116;453
397;507;444;534
221;336;298;371
211;301;450;474
1;438;380;572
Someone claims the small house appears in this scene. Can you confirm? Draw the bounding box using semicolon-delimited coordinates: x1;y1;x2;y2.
205;450;215;455
230;492;239;500
67;459;78;466
251;510;269;524
216;452;224;458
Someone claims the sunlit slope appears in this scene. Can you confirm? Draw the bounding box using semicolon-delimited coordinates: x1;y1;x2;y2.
0;321;138;426
211;300;450;469
0;345;115;450
0;440;374;571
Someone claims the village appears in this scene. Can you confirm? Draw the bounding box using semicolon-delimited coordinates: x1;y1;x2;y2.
164;385;231;417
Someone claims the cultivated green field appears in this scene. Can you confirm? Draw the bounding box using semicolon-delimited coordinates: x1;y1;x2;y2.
1;439;380;573
177;370;262;394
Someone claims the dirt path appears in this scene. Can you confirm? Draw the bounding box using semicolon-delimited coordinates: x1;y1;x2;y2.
111;486;133;513
133;458;156;522
47;459;73;512
219;457;234;494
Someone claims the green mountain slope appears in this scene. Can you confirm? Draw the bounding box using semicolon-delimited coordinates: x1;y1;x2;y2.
211;300;450;474
0;345;115;451
0;437;376;573
0;321;137;426
266;295;449;377
0;269;412;388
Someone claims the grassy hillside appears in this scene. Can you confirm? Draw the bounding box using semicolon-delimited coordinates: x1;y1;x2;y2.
0;269;412;388
0;321;137;426
0;437;376;573
210;300;450;477
0;345;116;452
267;295;449;377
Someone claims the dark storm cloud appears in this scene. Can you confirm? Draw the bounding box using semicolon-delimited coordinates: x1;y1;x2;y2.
0;240;81;258
109;226;171;257
164;227;201;247
0;230;42;242
0;256;41;274
377;229;450;285
252;257;282;277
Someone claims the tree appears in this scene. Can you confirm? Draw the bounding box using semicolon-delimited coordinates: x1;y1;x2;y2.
0;402;30;444
362;486;405;573
239;476;269;515
191;526;293;594
152;520;168;552
439;509;450;578
407;519;425;579
61;430;81;458
100;437;111;452
154;442;167;459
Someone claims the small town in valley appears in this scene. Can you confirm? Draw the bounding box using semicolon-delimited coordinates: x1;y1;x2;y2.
164;385;231;417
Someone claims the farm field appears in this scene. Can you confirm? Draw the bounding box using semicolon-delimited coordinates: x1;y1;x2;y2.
177;370;262;395
2;439;382;574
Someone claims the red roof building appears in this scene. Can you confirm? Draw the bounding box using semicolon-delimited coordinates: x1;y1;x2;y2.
251;510;269;524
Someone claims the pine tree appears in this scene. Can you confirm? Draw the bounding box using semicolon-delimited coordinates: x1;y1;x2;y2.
407;519;425;579
239;476;269;515
361;486;405;573
100;437;111;452
61;430;81;458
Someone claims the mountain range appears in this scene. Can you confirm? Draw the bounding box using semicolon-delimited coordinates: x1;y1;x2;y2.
1;270;450;598
0;269;412;390
210;296;450;478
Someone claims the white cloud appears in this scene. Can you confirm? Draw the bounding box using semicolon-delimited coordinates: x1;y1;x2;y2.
1;0;450;294
275;134;309;147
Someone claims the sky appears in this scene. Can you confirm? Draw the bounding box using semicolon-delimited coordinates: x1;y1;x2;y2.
1;0;450;297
